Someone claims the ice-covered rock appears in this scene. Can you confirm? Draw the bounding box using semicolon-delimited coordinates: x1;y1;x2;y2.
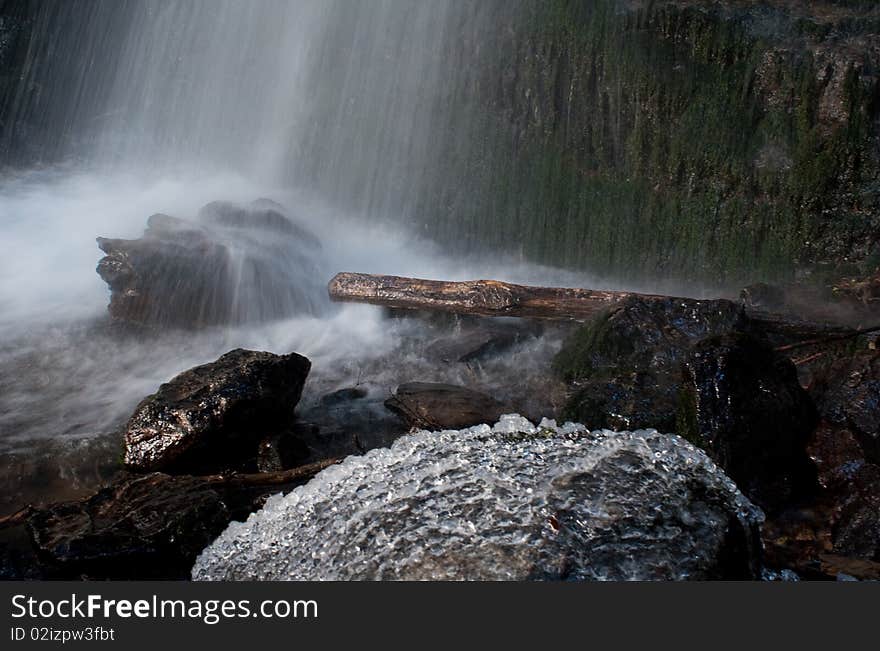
192;415;764;581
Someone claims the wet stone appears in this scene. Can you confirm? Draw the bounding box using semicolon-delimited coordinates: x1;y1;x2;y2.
123;348;311;473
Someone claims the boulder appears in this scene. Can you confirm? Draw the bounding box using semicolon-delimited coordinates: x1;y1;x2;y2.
561;370;681;432
123;348;311;473
806;417;880;564
763;422;880;579
255;431;311;473
811;350;880;465
759;348;880;578
193;415;763;581
555;295;747;430
385;382;509;430
96;199;326;328
678;334;818;511
197;200;322;247
320;386;368;406
28;473;229;579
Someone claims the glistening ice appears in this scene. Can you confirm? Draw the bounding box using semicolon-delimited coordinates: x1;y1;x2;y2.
192;415;764;581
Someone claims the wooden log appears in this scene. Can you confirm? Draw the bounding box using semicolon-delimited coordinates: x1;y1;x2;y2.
328;273;879;349
200;457;341;488
328;272;667;320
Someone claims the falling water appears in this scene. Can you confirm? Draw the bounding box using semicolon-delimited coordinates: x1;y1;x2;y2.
4;1;473;192
0;0;620;513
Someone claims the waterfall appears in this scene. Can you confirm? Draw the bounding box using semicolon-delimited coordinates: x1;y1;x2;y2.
3;0;475;219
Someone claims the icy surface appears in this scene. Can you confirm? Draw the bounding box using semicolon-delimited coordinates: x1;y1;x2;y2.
193;415;763;581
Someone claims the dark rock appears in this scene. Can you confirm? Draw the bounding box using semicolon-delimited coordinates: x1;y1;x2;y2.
554;296;747;382
458;330;523;363
286;422;365;461
123;348;311;473
256;431;311;473
385;382;509;430
563;370;681;432
96;199;326;328
555;295;747;429
27;473;229;580
298;386;406;458
811;350;880;465
320;386;368;406
807;421;880;564
679;334;818;511
556;297;821;512
197;200;322;247
762;418;880;580
833;471;880;563
0;518;45;580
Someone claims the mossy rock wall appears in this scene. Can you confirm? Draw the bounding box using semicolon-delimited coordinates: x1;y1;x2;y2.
3;0;878;288
409;0;880;287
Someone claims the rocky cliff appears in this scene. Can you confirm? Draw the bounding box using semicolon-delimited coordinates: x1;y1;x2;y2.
407;0;880;286
3;0;879;287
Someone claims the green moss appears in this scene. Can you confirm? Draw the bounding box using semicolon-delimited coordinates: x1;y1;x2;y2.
552;306;620;382
413;0;879;287
675;383;701;447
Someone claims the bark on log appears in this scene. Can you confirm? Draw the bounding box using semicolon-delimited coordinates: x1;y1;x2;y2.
328;273;878;347
200;457;341;488
328;272;666;320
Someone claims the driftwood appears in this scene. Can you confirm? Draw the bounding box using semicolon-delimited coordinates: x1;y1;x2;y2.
329;273;880;351
0;459;341;528
199;457;341;488
0;506;33;527
773;323;880;353
328;272;665;320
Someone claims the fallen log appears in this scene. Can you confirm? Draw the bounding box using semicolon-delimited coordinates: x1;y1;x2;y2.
328;273;879;350
773;323;880;353
328;272;665;320
200;457;341;488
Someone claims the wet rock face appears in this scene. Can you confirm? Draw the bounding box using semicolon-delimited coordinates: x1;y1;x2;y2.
28;473;229;580
193;415;763;581
556;296;748;431
96;199;326;329
123;348;311;473
384;382;509;430
796;351;880;569
679;334;818;512
813;350;880;465
555;296;748;381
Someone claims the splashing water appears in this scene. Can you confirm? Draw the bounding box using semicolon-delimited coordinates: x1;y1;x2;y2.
0;2;721;514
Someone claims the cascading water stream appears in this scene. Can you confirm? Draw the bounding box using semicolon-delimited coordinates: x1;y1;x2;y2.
0;1;614;517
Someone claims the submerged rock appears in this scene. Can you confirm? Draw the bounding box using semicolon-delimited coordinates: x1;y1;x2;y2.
679;334;818;512
320;386;368;406
193;415;764;581
96;199;326;328
424;320;543;364
384;382;509;430
28;473;229;579
123;348;311;473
